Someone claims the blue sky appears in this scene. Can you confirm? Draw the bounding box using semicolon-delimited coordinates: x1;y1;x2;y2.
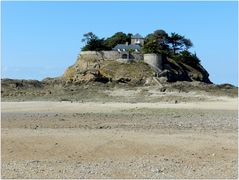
1;1;238;85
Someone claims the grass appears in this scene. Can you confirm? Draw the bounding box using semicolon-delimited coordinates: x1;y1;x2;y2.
99;60;155;82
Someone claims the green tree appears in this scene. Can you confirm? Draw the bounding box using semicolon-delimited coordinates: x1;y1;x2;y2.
169;33;193;54
81;32;108;51
81;32;98;44
153;29;169;44
142;39;161;54
143;29;170;54
176;50;200;66
182;38;193;50
104;32;131;49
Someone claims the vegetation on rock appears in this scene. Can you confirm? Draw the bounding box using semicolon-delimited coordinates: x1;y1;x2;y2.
104;32;132;49
81;32;132;51
142;30;195;60
81;32;108;51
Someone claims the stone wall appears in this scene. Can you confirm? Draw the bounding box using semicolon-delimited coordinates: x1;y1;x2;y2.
102;51;121;60
79;51;118;61
143;53;163;71
79;51;143;61
130;53;143;61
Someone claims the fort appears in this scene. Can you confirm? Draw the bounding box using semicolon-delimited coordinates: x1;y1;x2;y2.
80;33;164;73
79;51;163;74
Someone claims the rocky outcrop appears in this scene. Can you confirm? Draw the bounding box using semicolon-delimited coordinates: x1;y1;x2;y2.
160;58;211;83
62;51;211;85
1;79;43;89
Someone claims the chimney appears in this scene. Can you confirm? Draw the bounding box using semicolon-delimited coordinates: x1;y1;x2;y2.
125;42;129;46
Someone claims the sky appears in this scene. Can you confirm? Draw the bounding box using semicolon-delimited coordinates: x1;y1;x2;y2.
1;1;238;85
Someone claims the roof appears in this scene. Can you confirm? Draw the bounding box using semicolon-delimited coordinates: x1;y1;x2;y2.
113;44;141;50
131;33;144;39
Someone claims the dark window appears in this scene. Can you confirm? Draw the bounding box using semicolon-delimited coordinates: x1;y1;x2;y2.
122;54;128;59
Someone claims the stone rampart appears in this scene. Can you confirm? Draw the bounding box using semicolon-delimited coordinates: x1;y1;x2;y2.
143;53;163;71
79;51;143;61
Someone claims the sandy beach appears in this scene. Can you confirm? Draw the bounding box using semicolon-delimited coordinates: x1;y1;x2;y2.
2;0;238;178
1;98;238;179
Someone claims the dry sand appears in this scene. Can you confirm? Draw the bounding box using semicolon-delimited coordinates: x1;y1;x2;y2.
2;97;237;113
1;98;238;179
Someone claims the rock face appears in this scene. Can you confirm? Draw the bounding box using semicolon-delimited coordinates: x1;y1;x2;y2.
162;58;211;83
1;79;43;89
62;51;211;85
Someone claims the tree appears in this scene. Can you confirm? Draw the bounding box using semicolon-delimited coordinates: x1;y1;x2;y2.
81;32;108;51
153;29;169;45
176;50;200;66
169;33;184;54
126;33;133;43
169;33;193;54
143;29;170;54
182;38;193;50
104;32;130;49
81;32;98;43
142;39;161;54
